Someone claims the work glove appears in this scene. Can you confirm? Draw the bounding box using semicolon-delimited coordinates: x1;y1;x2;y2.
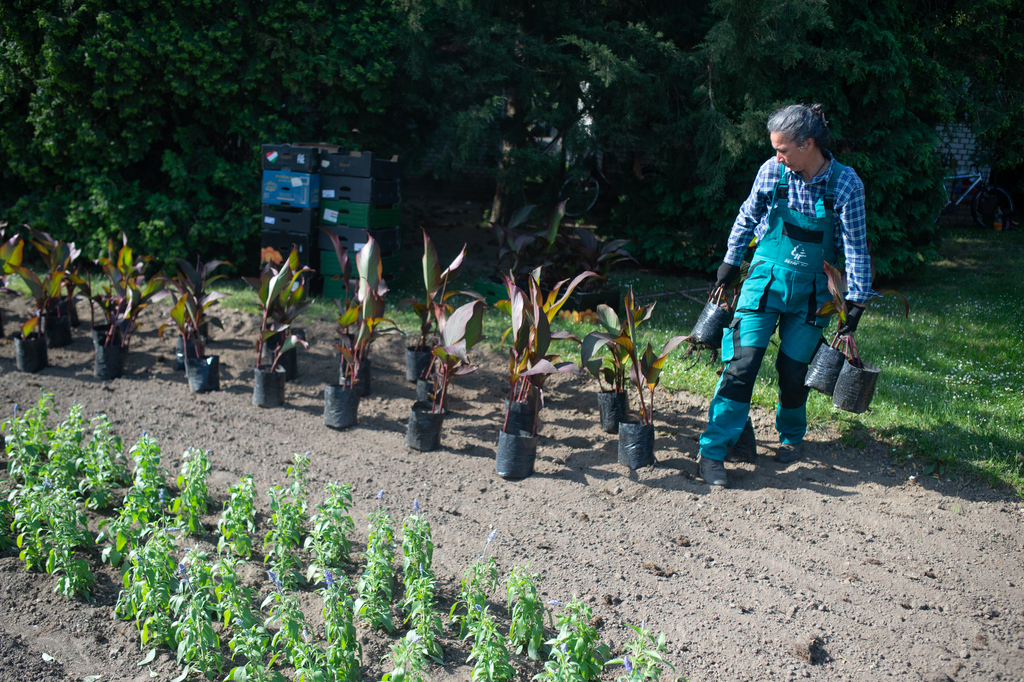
836;301;865;336
715;262;741;290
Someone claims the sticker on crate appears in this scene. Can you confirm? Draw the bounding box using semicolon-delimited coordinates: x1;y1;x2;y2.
266;151;279;163
323;189;336;198
264;216;276;224
324;209;339;222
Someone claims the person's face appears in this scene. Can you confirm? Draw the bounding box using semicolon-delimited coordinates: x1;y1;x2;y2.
770;131;817;172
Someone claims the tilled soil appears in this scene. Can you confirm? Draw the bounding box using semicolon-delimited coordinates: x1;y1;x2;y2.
1;289;1022;682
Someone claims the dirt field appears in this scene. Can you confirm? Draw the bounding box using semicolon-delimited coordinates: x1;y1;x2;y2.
1;204;1023;682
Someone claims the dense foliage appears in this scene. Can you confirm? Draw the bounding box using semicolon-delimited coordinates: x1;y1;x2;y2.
1;0;1019;275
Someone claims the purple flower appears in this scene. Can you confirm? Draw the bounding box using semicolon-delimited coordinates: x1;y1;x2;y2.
413;499;420;512
13;404;18;417
487;529;497;544
561;643;568;655
177;562;187;576
623;656;632;674
42;477;53;490
547;599;559;606
302;629;310;643
159;489;166;504
141;430;147;437
377;490;384;501
324;570;335;587
408;632;422;644
268;570;282;591
474;604;483;612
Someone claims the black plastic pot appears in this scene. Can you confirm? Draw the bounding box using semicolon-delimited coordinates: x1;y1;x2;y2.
690;301;732;347
93;343;123;381
725;417;756;463
91;324;124;348
804;343;846;396
338;356;371;397
495;429;537;479
253;365;287;408
416;377;435;403
186;355;220;393
15;335;47;373
405;401;445;451
832;360;881;414
406;346;433;383
265;331;302;381
617;421;655;469
175;336;205;371
503;399;538;435
597;391;629;434
44;309;72;348
324;384;359;430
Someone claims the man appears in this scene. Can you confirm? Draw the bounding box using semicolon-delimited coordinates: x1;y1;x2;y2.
698;103;877;487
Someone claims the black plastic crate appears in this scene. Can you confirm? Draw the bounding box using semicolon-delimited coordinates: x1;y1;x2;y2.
261;205;319;235
318;225;401;256
320;176;400;204
260;230;318;272
261;144;320;173
320;151;400;179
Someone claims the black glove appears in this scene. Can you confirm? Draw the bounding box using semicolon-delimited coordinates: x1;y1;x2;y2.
715;262;741;290
836;301;865;336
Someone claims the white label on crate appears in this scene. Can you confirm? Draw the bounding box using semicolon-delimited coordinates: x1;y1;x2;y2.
264;216;276;225
322;189;336;198
321;160;330;168
324;209;339;223
354;242;366;252
297;153;306;164
290;177;303;187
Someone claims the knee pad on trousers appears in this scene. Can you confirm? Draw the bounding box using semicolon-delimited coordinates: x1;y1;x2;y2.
717;346;767;403
776;350;811;409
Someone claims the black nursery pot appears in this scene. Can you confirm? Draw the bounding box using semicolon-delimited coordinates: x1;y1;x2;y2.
495;428;537;479
690;301;732;347
44;309;72;348
339;358;372;397
832;360;882;414
175;336;204;371
323;384;359;430
503;399;538;435
253;365;287;408
186;355;220;393
93;342;123;381
15;335;48;373
265;331;302;381
405;401;445;452
597;391;629;434
617;421;655;469
406;346;433;383
91;324;124;348
804;343;846;397
416;377;434;404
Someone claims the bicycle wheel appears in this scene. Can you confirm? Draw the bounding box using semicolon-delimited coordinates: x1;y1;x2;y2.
558;176;600;217
971;185;1015;228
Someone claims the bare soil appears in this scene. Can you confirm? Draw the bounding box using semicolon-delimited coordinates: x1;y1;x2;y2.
0;208;1022;682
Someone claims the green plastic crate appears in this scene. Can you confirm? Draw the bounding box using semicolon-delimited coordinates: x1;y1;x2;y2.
319;199;400;228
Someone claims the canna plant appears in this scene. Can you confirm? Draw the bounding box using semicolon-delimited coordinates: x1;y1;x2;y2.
320;229;358;334
159;256;231;361
218;475;257;558
304;481;355;583
425;298;485;413
0;224;25;337
496;267;596;435
398;229;472;352
580;304;645;395
243;246;313;372
571;227;636;293
173;447;211;535
85;234;167;349
617;287;686;426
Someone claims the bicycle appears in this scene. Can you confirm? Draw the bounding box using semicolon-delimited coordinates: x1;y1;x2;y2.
937;170;1015;228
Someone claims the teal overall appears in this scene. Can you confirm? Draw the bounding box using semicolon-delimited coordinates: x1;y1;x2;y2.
698;162;844;462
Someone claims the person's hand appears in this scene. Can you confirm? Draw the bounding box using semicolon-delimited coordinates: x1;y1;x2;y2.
715;262;740;290
836;301;864;335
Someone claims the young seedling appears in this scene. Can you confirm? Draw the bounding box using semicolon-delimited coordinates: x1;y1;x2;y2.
77;414;130;510
506;563;550;660
606;621;675;682
541;597;611;681
44;488;96;598
263;486;306;590
466;605;515;682
261;572;311;668
354;507;396;632
304;480;355;583
226;622;284;682
212;553;258;630
450;530;500;636
382;631;430;682
116;525;181;652
320;570;362;682
400;500;434;583
170;550;223;679
173;447;211;535
218;475;257;558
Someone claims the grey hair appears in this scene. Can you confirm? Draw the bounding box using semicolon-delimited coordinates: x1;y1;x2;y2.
767;103;831;149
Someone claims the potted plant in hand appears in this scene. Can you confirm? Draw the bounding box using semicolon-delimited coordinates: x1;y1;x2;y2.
243;247;314;407
26;228;80;348
615;287;687;469
806;261;908;412
324;236;400;428
405;298;484;451
399;228;471;383
160;257;231;392
680;263;749;366
493;267;596;479
0;224;25;339
83;235;167;379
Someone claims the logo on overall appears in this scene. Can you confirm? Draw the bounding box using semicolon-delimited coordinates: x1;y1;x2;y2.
785;244;808;267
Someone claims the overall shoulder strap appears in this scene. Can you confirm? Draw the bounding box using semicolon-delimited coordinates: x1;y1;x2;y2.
823;159;846;213
771;166;790;208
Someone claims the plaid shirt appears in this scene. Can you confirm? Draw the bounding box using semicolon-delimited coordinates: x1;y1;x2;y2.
724;153;877;304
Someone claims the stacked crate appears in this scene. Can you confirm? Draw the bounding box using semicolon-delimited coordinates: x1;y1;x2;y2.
317;151;401;298
260;144;329;272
